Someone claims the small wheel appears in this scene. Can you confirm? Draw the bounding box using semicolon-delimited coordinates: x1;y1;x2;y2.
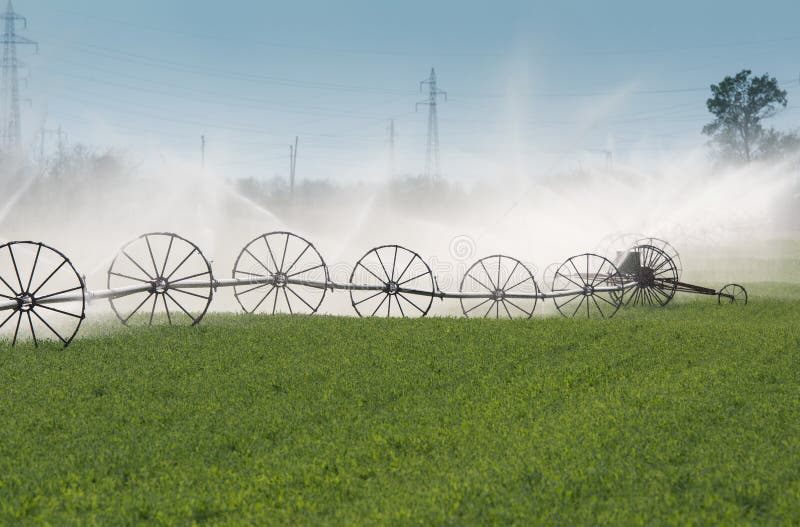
0;241;85;347
108;233;213;326
350;245;434;318
460;255;539;319
718;283;747;305
622;245;678;307
233;232;328;315
540;262;560;293
634;237;683;279
552;253;622;319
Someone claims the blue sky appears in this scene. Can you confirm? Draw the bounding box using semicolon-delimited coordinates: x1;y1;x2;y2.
11;0;800;180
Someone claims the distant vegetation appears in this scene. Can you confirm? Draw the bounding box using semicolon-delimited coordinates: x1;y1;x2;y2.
703;70;800;164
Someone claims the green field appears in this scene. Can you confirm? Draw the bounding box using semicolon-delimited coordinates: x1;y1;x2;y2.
1;291;799;525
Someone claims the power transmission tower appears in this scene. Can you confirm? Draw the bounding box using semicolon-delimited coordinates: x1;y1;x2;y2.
1;1;36;157
416;68;446;182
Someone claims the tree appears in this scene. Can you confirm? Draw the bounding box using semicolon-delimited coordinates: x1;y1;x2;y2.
702;70;796;163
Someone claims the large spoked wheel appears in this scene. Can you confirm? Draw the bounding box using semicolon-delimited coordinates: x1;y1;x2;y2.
349;245;434;318
552;253;623;319
718;283;747;305
232;232;328;315
634;237;683;279
622;244;678;307
0;241;85;347
460;255;539;319
107;233;213;326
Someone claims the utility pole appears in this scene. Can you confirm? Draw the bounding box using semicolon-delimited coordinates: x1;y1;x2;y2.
201;135;206;169
1;1;37;156
388;119;395;179
289;136;298;199
416;68;446;182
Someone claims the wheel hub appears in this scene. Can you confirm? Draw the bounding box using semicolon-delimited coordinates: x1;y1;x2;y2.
637;267;656;287
16;293;34;312
491;289;505;301
386;281;399;295
153;277;169;294
274;272;287;288
582;285;595;296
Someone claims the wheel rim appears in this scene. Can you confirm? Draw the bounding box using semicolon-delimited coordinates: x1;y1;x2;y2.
233;232;328;315
718;283;747;305
107;233;213;326
552;253;622;319
0;241;85;347
460;255;538;319
349;245;434;318
622;244;678;307
633;237;683;280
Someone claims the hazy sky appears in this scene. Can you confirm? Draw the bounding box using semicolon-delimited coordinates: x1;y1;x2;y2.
12;0;800;180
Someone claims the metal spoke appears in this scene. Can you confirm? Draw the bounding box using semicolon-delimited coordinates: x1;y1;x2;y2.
570;259;587;287
464;297;492;315
399;270;430;287
165;292;195;322
399;293;426;314
279;233;290;272
8;244;25;291
30;260;67;296
556;271;583;291
466;273;494;292
235;269;268;278
123;293;154;324
123;250;154;281
501;300;513;319
172;287;211;301
0;271;17;296
35;304;83;319
0;309;17;330
391;246;398;281
590;295;606;319
263;236;281;273
483;300;496;318
110;271;151;284
283;244;311;276
145;236;160;278
149;295;157;325
506;275;534;292
286;286;316;312
165;248;197;281
395;294;406;317
386;295;392;318
162;294;172;324
0;292;14;299
25;244;42;292
595;293;618;309
571;295;586;318
244;247;274;276
556;293;581;310
287;263;324;279
479;259;497;290
31;310;67;344
497;256;502;294
500;261;520;290
505;298;531;316
356;262;387;285
171;271;210;284
374;249;392;282
283;288;293;315
272;286;279;315
11;312;21;346
27;312;37;347
394;256;416;283
251;286;276;313
236;282;270;297
371;294;389;316
160;235;174;277
36;285;83;302
354;290;385;306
